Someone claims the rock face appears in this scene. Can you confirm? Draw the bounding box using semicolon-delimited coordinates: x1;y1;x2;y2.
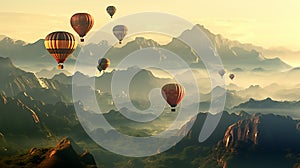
224;116;260;148
0;137;97;168
174;111;243;148
0;57;39;96
218;113;300;168
38;138;97;168
223;113;300;149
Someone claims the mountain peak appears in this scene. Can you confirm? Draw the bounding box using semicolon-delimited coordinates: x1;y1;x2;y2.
0;35;7;41
237;110;251;118
124;37;160;48
3;137;98;168
0;36;26;46
264;97;273;101
52;72;69;79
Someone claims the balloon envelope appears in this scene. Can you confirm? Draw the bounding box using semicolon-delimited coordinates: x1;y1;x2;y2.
161;83;185;111
70;13;94;42
229;74;235;80
98;58;110;71
113;25;128;44
106;6;116;18
44;31;77;69
218;69;226;77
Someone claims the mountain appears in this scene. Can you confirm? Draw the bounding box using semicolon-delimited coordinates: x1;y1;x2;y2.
227;83;243;91
231;67;244;72
0;57;175;112
175;111;243;147
0;137;97;168
2;90;300;168
289;67;300;72
177;24;291;71
198;86;246;109
0;57;43;97
0;37;26;52
0;24;292;72
0;38;79;72
137;111;300;168
215;113;300;168
36;68;72;78
0;57;76;104
251;67;266;72
256;47;300;67
234;97;300;109
0;35;7;41
235;85;267;100
233;97;300;118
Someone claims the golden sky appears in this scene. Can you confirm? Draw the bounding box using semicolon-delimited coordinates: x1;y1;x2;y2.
0;0;299;52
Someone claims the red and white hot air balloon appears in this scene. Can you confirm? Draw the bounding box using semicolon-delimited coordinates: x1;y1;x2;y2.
161;83;185;112
70;13;94;42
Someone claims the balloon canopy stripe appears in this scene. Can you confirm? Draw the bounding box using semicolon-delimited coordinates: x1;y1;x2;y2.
44;31;77;65
45;40;76;50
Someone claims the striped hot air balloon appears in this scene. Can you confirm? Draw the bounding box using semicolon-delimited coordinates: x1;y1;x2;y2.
44;31;77;69
70;13;94;42
161;83;185;112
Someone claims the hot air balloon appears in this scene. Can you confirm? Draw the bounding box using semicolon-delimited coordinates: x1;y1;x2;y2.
161;83;185;112
44;31;77;69
229;74;235;80
106;6;116;18
70;13;94;42
113;25;128;44
218;69;226;78
97;58;110;72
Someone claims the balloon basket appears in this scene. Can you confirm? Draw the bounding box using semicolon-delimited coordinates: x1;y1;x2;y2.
171;108;176;112
81;38;84;42
57;64;64;70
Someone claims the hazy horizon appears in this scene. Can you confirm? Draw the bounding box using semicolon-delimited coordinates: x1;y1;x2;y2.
1;0;300;69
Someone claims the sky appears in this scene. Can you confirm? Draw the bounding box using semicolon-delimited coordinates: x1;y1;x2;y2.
0;1;299;55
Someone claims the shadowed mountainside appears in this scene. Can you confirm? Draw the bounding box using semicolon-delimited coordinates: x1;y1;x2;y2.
0;137;97;168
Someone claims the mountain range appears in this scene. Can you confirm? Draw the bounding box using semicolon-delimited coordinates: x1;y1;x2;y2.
2;91;300;167
1;32;300;167
0;24;292;74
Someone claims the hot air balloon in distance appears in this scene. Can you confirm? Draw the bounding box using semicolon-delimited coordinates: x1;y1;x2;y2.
113;25;128;44
218;69;226;78
70;13;94;42
106;6;116;18
97;58;110;72
44;31;77;69
229;74;235;80
161;83;185;112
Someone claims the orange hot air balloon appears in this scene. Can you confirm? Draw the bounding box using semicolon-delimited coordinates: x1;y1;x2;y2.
44;31;77;69
70;13;94;42
97;58;110;72
229;74;235;80
161;83;185;112
106;6;116;18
